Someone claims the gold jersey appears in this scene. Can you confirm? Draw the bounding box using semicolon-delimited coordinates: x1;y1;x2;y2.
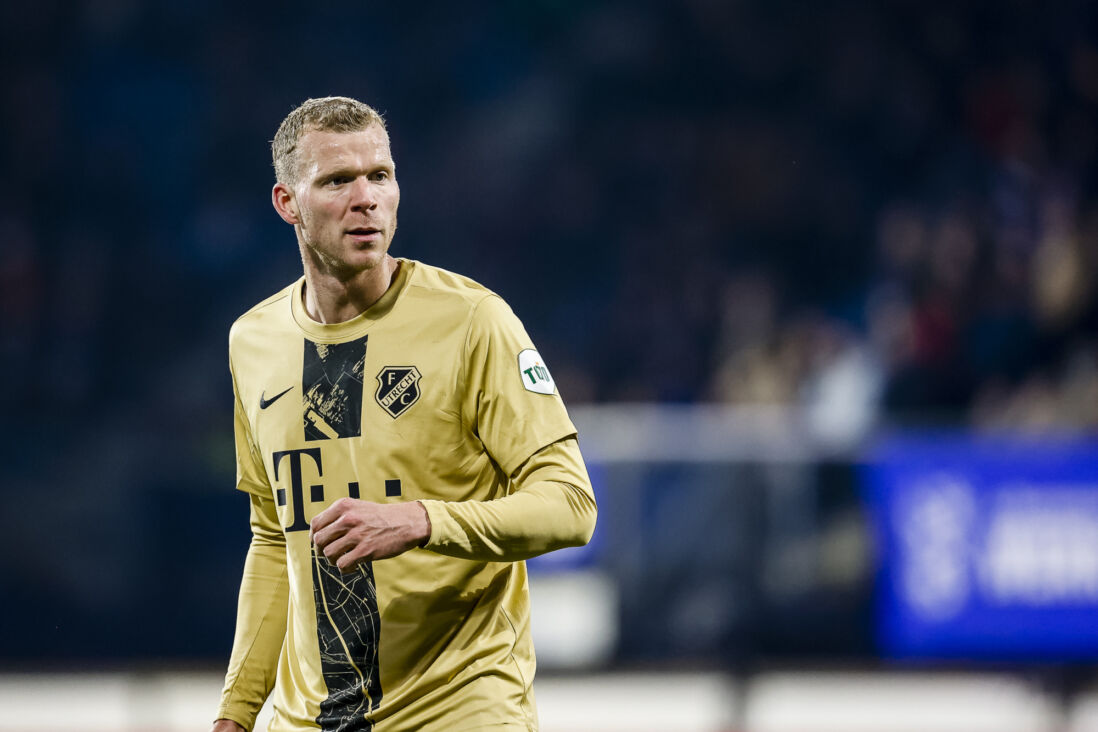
216;259;596;731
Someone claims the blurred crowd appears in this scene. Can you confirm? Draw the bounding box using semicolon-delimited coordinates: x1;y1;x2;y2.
2;0;1098;438
5;0;1098;667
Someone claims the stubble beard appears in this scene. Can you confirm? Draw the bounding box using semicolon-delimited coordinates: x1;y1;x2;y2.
299;225;395;282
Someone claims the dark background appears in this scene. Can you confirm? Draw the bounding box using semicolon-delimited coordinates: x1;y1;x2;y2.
3;0;1098;668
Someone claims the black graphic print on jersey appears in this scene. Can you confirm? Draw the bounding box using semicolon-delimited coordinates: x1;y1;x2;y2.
303;335;368;440
311;545;382;731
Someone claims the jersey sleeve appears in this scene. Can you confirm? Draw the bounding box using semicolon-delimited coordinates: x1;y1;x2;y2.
231;359;273;498
216;492;289;729
459;294;578;476
217;352;286;729
420;295;596;560
421;436;597;561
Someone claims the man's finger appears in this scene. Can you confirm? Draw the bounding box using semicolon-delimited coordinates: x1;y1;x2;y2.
310;497;354;537
336;545;370;572
311;518;350;549
322;533;357;563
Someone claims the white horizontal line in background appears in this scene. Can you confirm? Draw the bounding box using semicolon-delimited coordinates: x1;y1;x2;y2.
0;671;736;732
571;404;825;463
5;670;1098;732
744;672;1060;732
537;672;738;732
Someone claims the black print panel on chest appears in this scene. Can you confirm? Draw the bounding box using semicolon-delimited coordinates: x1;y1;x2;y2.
302;335;368;441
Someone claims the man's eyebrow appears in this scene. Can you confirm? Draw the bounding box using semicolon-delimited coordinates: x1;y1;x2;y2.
316;160;394;179
313;165;357;182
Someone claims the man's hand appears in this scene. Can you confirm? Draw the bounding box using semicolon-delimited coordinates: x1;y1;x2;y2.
210;720;246;732
311;499;431;571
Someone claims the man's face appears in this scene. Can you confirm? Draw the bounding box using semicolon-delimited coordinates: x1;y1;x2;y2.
283;125;400;276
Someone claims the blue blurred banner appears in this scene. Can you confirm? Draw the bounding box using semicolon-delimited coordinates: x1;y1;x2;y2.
863;434;1098;660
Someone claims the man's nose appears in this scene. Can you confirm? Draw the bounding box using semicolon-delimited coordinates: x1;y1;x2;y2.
350;178;377;209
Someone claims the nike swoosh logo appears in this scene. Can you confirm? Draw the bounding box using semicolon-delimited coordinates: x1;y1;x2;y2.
260;386;294;409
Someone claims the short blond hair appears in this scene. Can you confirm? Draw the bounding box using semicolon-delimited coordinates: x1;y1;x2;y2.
271;96;387;184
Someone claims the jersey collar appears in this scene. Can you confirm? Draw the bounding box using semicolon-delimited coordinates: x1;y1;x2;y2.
290;258;414;342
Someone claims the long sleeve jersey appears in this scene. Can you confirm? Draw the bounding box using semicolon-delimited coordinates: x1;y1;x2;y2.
216;260;597;731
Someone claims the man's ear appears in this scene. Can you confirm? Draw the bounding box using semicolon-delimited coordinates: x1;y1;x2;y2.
272;182;300;225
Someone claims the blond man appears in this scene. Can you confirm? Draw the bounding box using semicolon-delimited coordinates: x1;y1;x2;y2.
211;97;596;732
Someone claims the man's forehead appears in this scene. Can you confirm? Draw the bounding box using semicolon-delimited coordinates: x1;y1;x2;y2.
300;126;393;167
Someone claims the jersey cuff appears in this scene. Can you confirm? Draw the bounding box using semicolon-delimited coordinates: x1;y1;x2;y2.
214;706;256;732
420;500;465;553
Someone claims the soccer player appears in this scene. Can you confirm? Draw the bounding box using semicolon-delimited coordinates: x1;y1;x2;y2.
210;97;597;732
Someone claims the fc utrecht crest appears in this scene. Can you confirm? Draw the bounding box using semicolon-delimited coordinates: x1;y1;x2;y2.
375;366;422;418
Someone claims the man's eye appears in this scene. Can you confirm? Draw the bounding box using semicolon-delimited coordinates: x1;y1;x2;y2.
372;171;390;181
327;176;351;186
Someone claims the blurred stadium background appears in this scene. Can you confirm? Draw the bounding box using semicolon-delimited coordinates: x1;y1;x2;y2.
5;1;1098;730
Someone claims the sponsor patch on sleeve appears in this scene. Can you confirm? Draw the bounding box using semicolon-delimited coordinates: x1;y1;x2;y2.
517;348;556;395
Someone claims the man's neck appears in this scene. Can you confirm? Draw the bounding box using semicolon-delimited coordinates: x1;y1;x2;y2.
302;255;398;324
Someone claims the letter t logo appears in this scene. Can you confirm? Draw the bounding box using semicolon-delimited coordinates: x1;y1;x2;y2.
272;447;324;532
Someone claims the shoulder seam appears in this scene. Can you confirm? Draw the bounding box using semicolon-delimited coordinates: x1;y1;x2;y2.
457;293;503;427
404;260;498;304
405;281;497;308
233;290;292;326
